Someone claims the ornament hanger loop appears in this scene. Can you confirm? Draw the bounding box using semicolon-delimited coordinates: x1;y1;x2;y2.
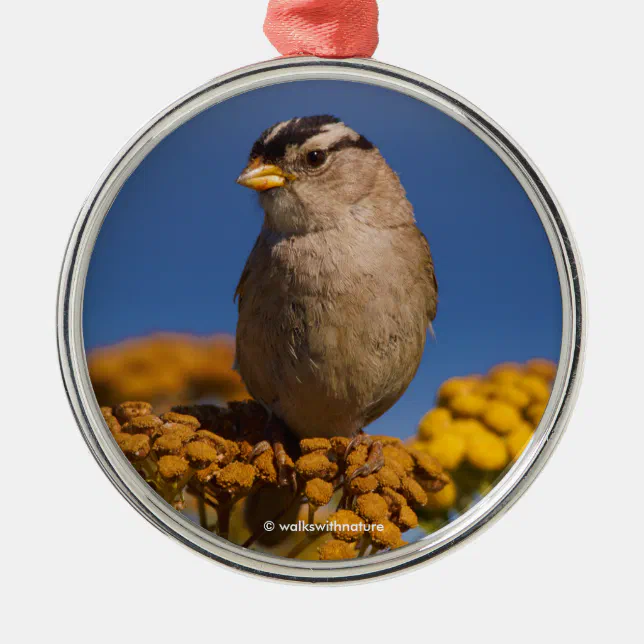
264;0;379;58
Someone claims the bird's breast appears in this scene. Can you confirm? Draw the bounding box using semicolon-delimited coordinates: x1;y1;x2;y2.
235;226;431;437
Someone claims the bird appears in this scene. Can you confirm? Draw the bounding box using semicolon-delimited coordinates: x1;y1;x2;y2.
234;115;438;453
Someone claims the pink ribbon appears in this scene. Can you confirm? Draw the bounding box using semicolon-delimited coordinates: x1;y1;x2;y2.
264;0;379;58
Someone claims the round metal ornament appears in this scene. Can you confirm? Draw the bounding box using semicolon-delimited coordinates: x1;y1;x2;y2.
58;56;585;583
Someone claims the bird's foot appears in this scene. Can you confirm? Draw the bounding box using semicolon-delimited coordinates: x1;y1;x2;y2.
250;421;297;491
344;432;385;481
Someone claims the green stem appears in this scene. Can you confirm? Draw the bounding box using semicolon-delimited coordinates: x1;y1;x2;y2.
217;504;231;540
198;496;208;529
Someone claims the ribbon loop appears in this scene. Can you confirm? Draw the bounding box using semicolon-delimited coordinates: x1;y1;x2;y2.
264;0;379;59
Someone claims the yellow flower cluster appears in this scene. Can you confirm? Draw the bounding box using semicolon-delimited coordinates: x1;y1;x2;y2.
304;438;449;559
106;399;449;560
88;333;248;407
411;359;557;512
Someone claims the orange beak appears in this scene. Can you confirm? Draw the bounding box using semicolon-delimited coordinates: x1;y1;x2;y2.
236;157;296;192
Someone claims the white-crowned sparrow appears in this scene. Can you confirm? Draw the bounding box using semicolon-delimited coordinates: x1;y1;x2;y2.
235;116;438;446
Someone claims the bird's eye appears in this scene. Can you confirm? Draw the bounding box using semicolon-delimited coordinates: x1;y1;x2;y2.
306;150;327;168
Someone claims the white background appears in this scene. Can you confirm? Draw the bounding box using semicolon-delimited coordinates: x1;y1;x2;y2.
2;0;642;641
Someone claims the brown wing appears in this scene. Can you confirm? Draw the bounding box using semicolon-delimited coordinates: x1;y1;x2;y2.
234;235;261;306
419;231;438;322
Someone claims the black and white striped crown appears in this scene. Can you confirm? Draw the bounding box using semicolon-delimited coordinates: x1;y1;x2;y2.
250;115;374;162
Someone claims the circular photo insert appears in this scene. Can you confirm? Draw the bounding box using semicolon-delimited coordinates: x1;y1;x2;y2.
82;73;563;564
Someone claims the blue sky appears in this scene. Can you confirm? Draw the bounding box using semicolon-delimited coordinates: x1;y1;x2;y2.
83;80;562;437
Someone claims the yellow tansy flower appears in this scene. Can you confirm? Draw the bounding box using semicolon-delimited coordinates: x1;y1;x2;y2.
482;400;523;435
425;432;466;470
490;384;531;410
506;423;534;459
425;477;458;510
417;407;452;440
488;362;524;386
525;401;548;427
517;375;551;403
448;393;488;418
450;418;489;439
466;430;509;471
526;358;557;381
436;377;478;404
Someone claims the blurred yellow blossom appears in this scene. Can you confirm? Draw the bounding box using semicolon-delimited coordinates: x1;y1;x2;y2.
517;375;551;404
506;423;534;459
413;358;556;525
489;384;531;410
526;358;558;381
466;430;509;471
436;377;478;404
481;400;523;435
425;476;458;510
488;362;524;385
448;393;488;418
525;401;548;427
450;418;488;439
424;433;466;470
417;407;452;440
88;333;248;408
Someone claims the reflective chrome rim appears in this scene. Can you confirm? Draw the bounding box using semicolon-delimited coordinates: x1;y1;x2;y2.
57;57;586;583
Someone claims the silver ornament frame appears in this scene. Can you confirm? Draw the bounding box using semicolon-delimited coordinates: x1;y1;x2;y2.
57;57;586;583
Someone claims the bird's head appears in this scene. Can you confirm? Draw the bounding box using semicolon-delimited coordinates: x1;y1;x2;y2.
237;116;410;234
